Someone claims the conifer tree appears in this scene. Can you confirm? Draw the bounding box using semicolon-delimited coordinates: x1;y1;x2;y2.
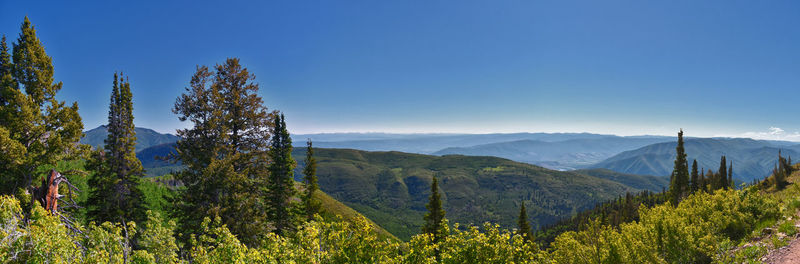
86;73;145;223
690;160;698;193
706;169;714;192
0;17;83;194
422;177;447;243
0;35;12;107
718;156;728;190
668;130;689;205
267;114;297;235
302;140;321;220
728;162;733;189
774;151;792;189
698;169;706;193
517;201;533;242
172;58;274;246
774;163;782;189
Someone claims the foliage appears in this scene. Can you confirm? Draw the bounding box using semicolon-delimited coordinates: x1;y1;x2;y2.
137;210;179;264
85;72;146;224
422;177;447;244
0;17;84;195
535;190;666;246
517;201;533;241
139;178;176;220
266;113;297;236
302;140;321;220
668;129;689;206
548;189;779;263
171;58;275;246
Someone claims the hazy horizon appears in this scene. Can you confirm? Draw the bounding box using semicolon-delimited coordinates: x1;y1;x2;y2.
83;124;800;143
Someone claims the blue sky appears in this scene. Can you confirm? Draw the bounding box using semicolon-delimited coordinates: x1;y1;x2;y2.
2;1;800;139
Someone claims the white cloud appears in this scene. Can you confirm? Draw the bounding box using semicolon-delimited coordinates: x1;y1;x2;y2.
715;127;800;142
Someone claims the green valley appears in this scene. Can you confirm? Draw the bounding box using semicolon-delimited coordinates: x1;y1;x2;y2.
292;148;667;240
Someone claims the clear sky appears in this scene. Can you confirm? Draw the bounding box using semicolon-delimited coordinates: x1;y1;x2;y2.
2;1;800;140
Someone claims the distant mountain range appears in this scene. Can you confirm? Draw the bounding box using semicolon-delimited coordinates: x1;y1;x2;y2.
81;125;179;151
592;138;800;182
293;132;640;155
433;137;673;170
123;129;800;183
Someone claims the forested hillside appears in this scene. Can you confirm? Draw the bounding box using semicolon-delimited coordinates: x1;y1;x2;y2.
593;137;800;182
290;148;666;240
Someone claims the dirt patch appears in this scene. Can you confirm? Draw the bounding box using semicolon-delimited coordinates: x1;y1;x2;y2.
761;236;800;264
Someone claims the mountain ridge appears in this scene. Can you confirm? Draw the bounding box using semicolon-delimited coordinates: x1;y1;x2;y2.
591;137;800;182
81;125;180;151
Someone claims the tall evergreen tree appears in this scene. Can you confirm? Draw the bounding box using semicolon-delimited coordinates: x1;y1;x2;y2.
85;73;145;223
0;17;83;194
172;58;275;246
668;129;689;205
267;114;297;235
773;151;792;189
422;177;447;244
718;156;728;190
690;160;699;193
0;35;12;107
728;162;734;189
302;140;321;220
698;169;706;193
517;201;533;242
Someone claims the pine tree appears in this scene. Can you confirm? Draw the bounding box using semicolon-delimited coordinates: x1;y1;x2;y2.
302;140;321;220
0;17;83;194
172;58;275;246
698;168;706;193
690;160;698;193
774;151;792;189
267;114;297;235
718;156;728;190
774;163;782;189
668;129;689;205
0;35;12;107
517;201;533;242
85;73;145;223
422;177;447;243
728;162;733;189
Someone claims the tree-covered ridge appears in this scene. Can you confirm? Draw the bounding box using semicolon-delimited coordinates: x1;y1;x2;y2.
292;148;659;240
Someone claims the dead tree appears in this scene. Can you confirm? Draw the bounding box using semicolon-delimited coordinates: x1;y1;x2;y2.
29;169;82;214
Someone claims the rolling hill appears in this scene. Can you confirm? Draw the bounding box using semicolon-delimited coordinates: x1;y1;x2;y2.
291;148;667;240
591;137;800;182
433;136;672;170
81;125;179;151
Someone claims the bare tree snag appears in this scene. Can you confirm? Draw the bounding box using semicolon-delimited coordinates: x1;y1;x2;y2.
31;169;76;214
